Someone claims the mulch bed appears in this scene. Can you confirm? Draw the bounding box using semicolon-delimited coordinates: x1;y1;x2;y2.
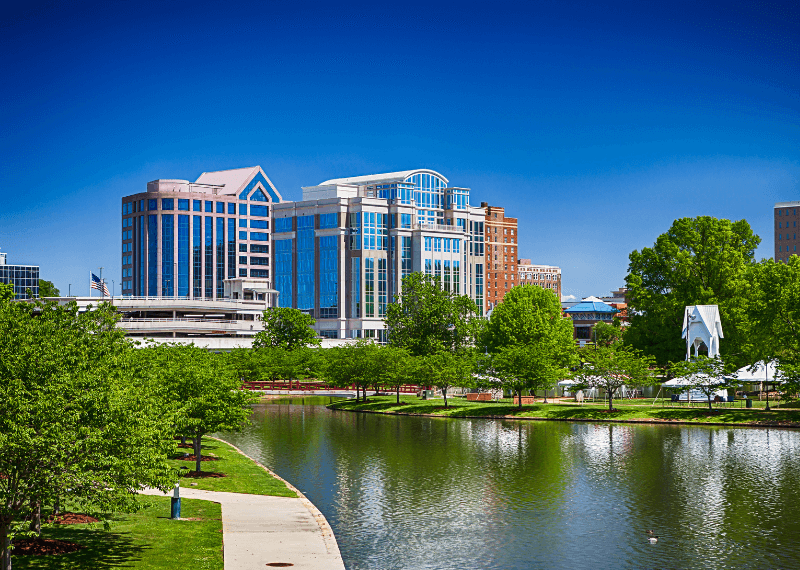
46;512;100;525
12;538;85;556
172;454;221;461
180;470;226;478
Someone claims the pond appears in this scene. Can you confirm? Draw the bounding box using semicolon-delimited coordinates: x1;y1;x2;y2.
219;397;800;570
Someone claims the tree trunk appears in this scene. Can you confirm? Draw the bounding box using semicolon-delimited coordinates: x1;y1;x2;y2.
443;387;448;408
29;502;41;536
518;389;523;409
53;496;60;516
543;388;548;404
181;434;187;446
708;394;713;411
608;391;614;411
1;519;11;570
194;434;203;474
396;385;400;405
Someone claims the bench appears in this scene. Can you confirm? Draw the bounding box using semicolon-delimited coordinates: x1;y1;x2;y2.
512;396;537;405
466;393;493;402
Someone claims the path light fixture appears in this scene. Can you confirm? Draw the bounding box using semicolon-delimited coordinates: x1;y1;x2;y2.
171;483;181;519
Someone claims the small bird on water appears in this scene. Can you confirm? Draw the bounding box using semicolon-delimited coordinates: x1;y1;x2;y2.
645;530;655;535
648;536;659;543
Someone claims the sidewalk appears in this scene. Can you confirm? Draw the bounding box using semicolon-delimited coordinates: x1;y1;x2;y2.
141;487;346;570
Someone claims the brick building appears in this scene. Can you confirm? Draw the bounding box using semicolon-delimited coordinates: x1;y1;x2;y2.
517;260;561;299
483;204;518;312
775;201;799;262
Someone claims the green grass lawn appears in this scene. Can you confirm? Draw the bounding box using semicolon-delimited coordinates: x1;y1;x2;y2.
12;497;222;570
168;437;296;497
329;395;800;426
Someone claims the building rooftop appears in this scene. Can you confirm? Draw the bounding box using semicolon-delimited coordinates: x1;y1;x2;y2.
564;297;618;314
774;201;800;207
319;169;448;186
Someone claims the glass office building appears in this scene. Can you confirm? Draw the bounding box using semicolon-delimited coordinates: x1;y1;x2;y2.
0;252;40;299
273;169;487;340
121;167;282;299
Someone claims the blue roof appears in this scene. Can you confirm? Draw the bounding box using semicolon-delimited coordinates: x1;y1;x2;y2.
564;301;618;314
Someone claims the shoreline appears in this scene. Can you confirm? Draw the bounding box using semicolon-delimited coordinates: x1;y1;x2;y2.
326;400;800;430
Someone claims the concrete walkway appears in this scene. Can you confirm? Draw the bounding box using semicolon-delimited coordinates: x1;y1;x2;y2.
141;487;345;570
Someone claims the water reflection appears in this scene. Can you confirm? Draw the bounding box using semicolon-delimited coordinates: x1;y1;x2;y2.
220;402;800;570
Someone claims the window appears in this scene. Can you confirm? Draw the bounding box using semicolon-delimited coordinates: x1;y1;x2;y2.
148;199;157;211
250;219;269;229
251;244;269;253
193;200;202;212
239;268;248;277
250;188;268;202
401;213;412;228
205;201;213;212
250;257;269;266
178;199;189;211
239;203;248;216
319;235;338;318
319;213;338;229
162;199;174;210
250;205;269;217
425;237;432;251
239;219;247;228
250;232;270;241
239;244;248;252
780;222;783;228
216;202;224;214
228;203;236;215
239;230;247;240
251;269;269;278
274;218;292;232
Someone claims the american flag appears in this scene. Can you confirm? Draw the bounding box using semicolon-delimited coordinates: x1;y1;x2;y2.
91;273;110;296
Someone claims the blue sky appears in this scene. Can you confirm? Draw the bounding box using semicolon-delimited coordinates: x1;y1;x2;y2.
1;1;797;298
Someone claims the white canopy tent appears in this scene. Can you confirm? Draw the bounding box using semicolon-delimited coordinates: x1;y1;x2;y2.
733;361;783;408
662;373;727;402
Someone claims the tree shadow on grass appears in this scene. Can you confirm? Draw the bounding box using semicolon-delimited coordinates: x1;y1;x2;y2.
12;528;145;570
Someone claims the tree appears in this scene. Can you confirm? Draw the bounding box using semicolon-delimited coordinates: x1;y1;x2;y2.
323;341;379;402
669;356;733;411
625;216;760;367
492;343;571;408
374;346;413;404
386;272;481;357
0;299;175;570
148;344;256;474
481;285;574;354
253;307;320;350
572;344;656;411
415;351;473;408
37;280;60;298
593;319;624;348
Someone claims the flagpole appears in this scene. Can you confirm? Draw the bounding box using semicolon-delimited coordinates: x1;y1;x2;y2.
89;270;92;298
100;267;105;299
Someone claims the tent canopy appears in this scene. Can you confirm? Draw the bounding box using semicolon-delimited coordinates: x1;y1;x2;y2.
733;361;782;383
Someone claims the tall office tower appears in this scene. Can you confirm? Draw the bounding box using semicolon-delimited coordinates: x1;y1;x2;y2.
0;251;39;299
483;204;518;312
517;260;562;299
775;201;799;262
121;167;283;299
272;169;486;341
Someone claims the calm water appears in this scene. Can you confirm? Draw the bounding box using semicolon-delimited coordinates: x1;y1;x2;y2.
219;398;800;570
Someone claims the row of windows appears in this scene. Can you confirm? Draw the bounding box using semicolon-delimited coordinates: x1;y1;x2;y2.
777;234;797;240
424;237;461;253
778;245;797;252
126;199;271;217
778;221;797;228
777;208;797;216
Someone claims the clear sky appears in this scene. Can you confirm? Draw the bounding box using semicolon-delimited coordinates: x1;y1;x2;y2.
1;1;797;299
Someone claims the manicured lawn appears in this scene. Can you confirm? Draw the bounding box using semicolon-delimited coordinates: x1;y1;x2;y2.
169;436;296;497
12;497;222;570
329;395;800;426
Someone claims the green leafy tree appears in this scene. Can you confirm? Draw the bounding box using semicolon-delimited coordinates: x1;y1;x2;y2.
148;344;256;474
572;344;656;411
625;216;760;367
374;346;413;404
37;279;60;298
0;300;175;570
492;343;571;408
253;307;320;350
669;356;733;411
415;351;473;408
593;319;624;348
0;284;12;302
386;272;481;356
481;284;574;354
323;341;379;402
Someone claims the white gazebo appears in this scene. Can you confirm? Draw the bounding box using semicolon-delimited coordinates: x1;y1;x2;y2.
682;305;724;360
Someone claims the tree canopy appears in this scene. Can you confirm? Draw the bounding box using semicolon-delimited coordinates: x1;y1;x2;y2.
481;284;574;353
37;280;60;298
573;344;656;410
253;307;320;350
386;272;481;356
625;216;760;367
489;343;571;408
0;299;175;569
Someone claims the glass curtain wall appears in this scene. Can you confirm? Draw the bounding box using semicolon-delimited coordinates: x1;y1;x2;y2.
148;215;157;296
138;216;145;295
296;216;314;313
319;235;338;318
227;218;236;279
274;239;293;308
365;257;375;317
216;217;224;298
178;215;189;297
378;258;387;316
162;215;174;296
350;257;360;318
204;217;213;298
193;216;202;298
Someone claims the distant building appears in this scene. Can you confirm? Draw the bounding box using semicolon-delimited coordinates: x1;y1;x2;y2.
517;260;561;299
0;251;39;299
121;166;283;300
775;201;799;262
483;204;518;312
563;296;619;346
599;287;628;322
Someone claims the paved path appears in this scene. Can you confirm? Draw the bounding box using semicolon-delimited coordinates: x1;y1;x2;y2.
141;487;345;569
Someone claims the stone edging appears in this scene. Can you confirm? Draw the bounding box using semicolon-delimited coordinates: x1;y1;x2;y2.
208;436;343;560
328;406;800;430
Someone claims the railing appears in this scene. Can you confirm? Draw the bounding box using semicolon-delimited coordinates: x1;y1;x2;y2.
116;296;268;305
241;381;424;393
413;223;465;234
121;317;240;324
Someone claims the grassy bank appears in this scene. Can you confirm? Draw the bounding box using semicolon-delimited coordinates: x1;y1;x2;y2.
12;437;294;568
169;436;296;497
13;497;222;570
329;395;800;427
